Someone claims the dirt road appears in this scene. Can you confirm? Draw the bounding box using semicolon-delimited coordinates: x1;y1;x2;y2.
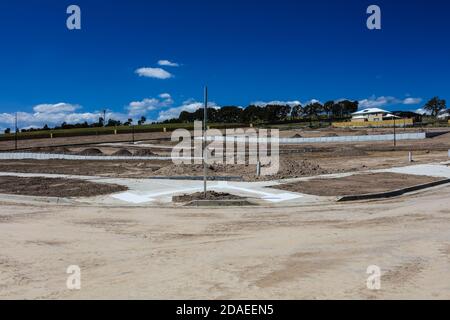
0;186;449;299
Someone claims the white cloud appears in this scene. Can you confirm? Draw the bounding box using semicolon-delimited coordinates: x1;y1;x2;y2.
358;96;400;109
159;93;172;99
127;94;174;117
157;60;180;67
358;95;422;109
33;102;80;113
135;67;173;79
0;102;135;129
302;99;322;106
403;97;422;105
415;108;431;115
157;100;219;121
251;100;302;107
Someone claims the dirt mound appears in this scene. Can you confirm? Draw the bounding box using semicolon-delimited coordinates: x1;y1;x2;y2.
154;159;329;181
0;176;127;198
274;173;440;197
154;163;205;176
173;191;243;203
32;147;71;154
133;149;156;157
292;134;303;138
77;148;103;156
258;159;329;180
112;149;133;157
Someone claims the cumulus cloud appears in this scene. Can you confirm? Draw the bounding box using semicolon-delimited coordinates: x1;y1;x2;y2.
403;97;422;105
127;94;174;117
358;95;422;109
414;108;431;115
157;100;219;122
33;102;80;113
0;102;133;130
157;60;180;67
251;100;302;107
135;67;173;79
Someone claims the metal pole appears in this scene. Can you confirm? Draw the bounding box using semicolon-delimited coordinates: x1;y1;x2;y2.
203;86;208;198
132;125;135;144
14;112;18;151
393;117;396;147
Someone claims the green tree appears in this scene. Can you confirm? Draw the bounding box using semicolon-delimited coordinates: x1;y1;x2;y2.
302;102;323;126
291;104;302;119
423;97;446;117
323;101;334;120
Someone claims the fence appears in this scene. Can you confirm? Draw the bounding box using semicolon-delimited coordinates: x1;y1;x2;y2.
205;132;426;144
0;152;196;161
332;119;414;128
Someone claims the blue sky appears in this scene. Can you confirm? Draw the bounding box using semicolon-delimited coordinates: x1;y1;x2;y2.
0;0;449;129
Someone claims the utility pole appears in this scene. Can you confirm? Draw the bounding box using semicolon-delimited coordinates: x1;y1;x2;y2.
14;112;18;151
103;110;106;127
393;117;397;147
132;125;135;144
203;86;208;198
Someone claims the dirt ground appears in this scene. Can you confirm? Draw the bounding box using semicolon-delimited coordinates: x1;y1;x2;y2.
0;176;127;197
172;191;244;202
274;173;441;196
0;185;449;299
1;128;449;181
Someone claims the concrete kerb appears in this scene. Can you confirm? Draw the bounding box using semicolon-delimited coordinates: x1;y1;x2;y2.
336;178;450;202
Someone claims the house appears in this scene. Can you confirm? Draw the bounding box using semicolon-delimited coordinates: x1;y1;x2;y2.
393;111;423;123
351;108;390;122
437;109;450;120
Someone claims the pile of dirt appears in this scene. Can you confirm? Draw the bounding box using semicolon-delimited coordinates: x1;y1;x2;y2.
273;173;441;197
256;159;329;180
0;176;127;198
292;134;303;138
112;149;133;157
77;148;104;156
133;149;156;157
172;191;243;203
31;147;72;154
154;159;329;181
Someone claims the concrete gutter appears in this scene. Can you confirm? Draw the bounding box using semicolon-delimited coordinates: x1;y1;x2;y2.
336;178;450;202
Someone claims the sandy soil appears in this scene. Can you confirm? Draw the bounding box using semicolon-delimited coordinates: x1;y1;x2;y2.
0;131;172;151
0;176;127;197
173;191;244;203
0;186;449;299
1;128;448;181
274;173;441;196
0;160;167;178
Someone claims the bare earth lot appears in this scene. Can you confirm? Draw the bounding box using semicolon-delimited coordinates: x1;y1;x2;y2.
0;176;127;197
274;173;441;196
0;127;449;299
0;186;449;299
0;128;449;180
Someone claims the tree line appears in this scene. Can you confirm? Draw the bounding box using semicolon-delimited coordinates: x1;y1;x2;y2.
3;97;448;134
163;100;360;124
